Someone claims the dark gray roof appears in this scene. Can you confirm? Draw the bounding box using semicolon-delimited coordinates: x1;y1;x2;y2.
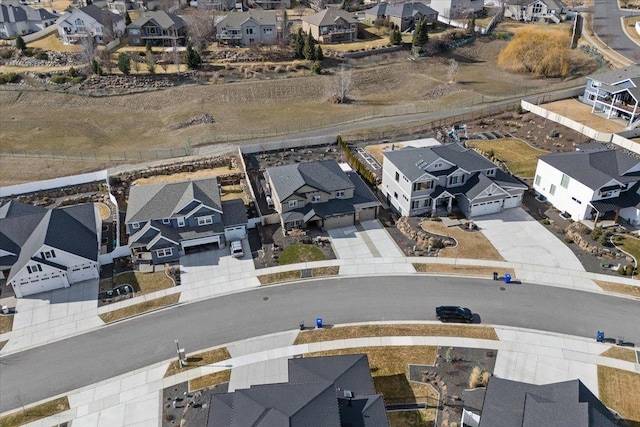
383;143;497;181
125;178;222;224
266;160;355;201
302;8;357;26
365;2;437;18
4;203;98;281
455;172;504;201
505;0;565;8
0;200;46;219
206;354;389;427
128;10;184;30
217;10;277;28
477;377;617;427
590;181;640;212
71;4;123;26
221;199;248;227
539;148;640;190
0;2;55;23
587;65;640;85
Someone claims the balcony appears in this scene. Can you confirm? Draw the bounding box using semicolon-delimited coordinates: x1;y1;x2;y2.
320;25;356;35
217;30;242;40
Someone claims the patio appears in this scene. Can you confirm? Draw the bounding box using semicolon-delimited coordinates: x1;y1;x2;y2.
541;98;627;133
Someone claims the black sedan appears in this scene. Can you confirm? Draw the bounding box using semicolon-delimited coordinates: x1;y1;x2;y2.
436;306;474;323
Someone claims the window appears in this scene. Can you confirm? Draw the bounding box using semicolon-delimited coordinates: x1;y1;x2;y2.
147;26;158;34
394;192;398;199
532;3;542;13
288;199;298;208
246;27;254;34
395;171;400;182
448;175;465;185
131;222;140;229
290;220;302;227
550;184;556;195
155;248;173;258
197;216;213;226
41;250;56;259
434;162;443;168
75;18;85;32
312;195;321;203
263;27;273;33
535;175;541;185
27;264;42;274
336;190;345;198
571;197;582;204
560;174;570;188
177;217;185;227
413;181;434;191
486;169;495;176
162;218;171;224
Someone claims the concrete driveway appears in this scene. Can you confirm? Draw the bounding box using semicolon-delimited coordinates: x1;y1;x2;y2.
328;220;404;259
179;239;259;301
472;208;585;271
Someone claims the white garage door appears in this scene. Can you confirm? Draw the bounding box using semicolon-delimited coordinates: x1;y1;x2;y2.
225;225;247;241
182;235;221;249
19;274;67;297
503;195;521;209
470;200;502;217
68;264;99;283
325;214;355;229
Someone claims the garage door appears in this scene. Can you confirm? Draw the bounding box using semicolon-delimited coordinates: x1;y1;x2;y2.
68;264;99;283
181;235;221;249
470;200;502;217
358;207;377;221
324;213;355;229
503;195;521;209
18;274;67;297
225;225;247;241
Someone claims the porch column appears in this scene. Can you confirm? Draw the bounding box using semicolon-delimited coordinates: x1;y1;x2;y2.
447;196;452;213
607;97;614;119
591;87;600;113
614;210;620;223
594;210;600;227
631;102;638;128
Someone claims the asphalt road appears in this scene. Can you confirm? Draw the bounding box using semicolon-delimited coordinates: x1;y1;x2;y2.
592;0;640;63
2;276;639;413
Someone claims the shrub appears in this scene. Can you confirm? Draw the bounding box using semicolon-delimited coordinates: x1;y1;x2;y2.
22;48;35;57
549;129;559;137
311;61;322;74
590;227;603;241
497;28;571;77
0;72;20;84
541;218;550;225
68;66;79;77
0;48;14;59
432;239;445;249
35;51;48;60
618;264;626;275
469;366;482;388
625;264;634;276
564;236;574;244
51;74;72;84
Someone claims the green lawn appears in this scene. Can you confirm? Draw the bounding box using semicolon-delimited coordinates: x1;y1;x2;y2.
611;235;640;268
278;244;326;265
466;138;548;178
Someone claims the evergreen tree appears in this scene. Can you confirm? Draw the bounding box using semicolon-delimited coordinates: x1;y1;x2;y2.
389;28;402;45
15;35;26;51
412;19;428;47
91;59;103;75
117;52;131;75
290;28;305;59
184;45;202;69
302;33;316;60
125;11;132;26
316;45;323;61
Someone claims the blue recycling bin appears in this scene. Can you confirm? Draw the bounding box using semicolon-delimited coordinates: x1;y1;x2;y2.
597;330;605;343
316;317;323;329
504;273;512;284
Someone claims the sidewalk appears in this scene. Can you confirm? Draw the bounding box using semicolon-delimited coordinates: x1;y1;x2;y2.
13;323;640;427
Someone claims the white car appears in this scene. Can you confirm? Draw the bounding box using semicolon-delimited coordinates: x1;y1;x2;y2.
230;241;244;258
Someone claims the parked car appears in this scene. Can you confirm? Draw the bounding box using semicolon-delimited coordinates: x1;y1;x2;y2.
230;240;244;258
436;306;474;323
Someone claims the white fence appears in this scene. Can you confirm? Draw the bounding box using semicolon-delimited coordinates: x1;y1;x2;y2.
105;37;121;51
0;170;109;198
238;135;337;155
521;100;640;155
99;245;130;264
636;21;640;36
21;24;59;44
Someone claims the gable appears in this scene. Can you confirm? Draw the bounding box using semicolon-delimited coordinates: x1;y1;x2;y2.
475;183;509;200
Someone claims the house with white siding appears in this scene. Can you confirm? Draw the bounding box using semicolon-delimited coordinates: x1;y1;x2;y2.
382;142;527;217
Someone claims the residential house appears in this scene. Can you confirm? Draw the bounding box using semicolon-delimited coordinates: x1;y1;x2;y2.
206;354;390;427
429;0;483;19
249;0;290;10
302;8;357;44
56;5;125;45
197;0;234;10
504;0;565;23
216;10;278;46
0;201;101;298
581;65;640;130
125;178;248;266
364;2;438;31
264;160;381;231
127;11;185;46
533;143;640;223
105;0;130;15
462;377;618;427
0;1;57;39
382;142;527;217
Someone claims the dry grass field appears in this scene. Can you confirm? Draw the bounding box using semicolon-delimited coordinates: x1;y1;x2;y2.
421;220;504;261
0;28;597;185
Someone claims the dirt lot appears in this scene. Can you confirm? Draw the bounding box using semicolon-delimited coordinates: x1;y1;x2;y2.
0;25;599;185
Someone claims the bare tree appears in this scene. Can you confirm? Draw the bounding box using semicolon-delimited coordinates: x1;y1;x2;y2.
80;32;97;66
447;58;458;83
172;41;182;73
131;52;142;73
184;10;216;53
100;48;114;74
160;52;171;73
330;63;353;103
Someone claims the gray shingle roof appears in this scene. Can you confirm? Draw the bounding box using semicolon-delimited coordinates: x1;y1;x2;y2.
266;160;355;201
4;203;98;281
383;143;496;181
78;4;123;26
217;10;277;28
0;2;55;23
302;8;357;26
477;377;617;427
539;148;640;190
221;199;248;227
125;178;222;224
506;0;565;8
128;10;184;30
587;65;640;85
289;354;377;395
365;2;437;18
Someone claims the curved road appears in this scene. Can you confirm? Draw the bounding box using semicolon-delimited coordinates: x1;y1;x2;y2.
2;276;639;413
592;0;640;63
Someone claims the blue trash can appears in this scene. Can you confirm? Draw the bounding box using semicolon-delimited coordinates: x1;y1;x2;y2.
504;273;511;284
597;330;605;343
316;318;323;329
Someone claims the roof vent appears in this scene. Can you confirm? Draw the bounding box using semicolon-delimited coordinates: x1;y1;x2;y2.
343;390;353;398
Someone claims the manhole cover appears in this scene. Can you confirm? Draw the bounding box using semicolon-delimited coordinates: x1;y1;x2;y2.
499;287;506;291
263;296;269;301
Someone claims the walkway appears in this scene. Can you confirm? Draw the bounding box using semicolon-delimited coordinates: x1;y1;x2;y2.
14;323;639;427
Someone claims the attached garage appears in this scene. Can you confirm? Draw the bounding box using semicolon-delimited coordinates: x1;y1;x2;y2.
181;235;221;250
503;194;521;209
67;264;99;283
470;200;502;217
14;274;68;298
324;213;355;229
357;207;378;222
224;225;247;241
